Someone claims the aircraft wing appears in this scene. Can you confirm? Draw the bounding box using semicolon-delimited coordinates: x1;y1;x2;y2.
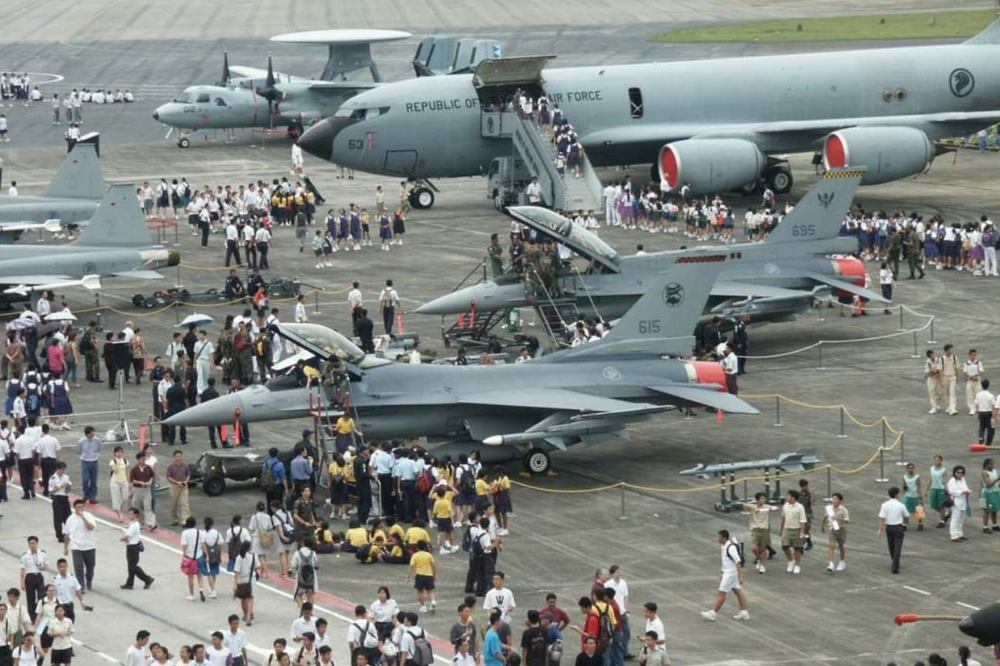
804;273;888;302
647;385;759;414
305;81;377;91
228;66;311;84
712;281;811;301
458;388;651;414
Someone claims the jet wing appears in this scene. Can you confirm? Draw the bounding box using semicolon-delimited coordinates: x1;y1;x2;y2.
458;388;650;414
647;385;759;414
712;281;811;301
804;273;888;302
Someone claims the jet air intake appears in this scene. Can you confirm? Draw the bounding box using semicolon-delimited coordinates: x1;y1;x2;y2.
823;127;933;185
658;139;765;196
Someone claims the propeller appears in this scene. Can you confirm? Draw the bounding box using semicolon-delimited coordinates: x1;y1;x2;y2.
219;50;231;87
257;54;283;129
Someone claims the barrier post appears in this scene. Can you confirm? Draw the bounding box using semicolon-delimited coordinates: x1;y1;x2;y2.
836;406;847;439
312;289;322;315
898;304;905;331
910;330;919;358
927;319;937;345
817;343;825;370
763;466;771;500
719;476;727;508
619;484;627;521
816;302;825;323
875;447;889;483
773;395;783;428
824;465;833;502
174;301;180;325
896;432;906;466
882;419;887;452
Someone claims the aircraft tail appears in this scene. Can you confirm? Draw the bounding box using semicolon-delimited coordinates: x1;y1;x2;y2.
76;184;154;248
965;17;1000;45
42;135;105;200
539;261;721;362
763;168;864;246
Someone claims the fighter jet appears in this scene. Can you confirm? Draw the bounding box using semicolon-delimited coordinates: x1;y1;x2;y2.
0;184;179;307
0;136;104;240
299;18;1000;207
165;262;757;474
680;448;820;479
152;30;410;147
416;169;883;331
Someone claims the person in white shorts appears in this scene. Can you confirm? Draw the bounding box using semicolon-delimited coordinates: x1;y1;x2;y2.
701;530;749;622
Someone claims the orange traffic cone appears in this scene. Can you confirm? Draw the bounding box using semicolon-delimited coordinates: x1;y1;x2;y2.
138;422;147;449
716;409;725;423
220;424;228;442
396;312;405;334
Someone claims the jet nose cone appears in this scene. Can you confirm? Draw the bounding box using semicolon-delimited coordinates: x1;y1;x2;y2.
297;118;336;161
416;284;491;316
152;111;160;121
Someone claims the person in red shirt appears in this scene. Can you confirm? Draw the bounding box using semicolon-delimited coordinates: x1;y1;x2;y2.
539;593;571;632
571;597;601;651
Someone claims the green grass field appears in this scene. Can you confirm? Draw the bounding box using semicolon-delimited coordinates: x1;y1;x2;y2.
651;10;996;43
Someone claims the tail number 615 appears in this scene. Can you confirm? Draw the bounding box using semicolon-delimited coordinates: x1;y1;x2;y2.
638;320;661;335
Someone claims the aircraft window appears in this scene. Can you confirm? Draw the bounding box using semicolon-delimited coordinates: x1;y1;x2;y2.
514;207;620;264
280;323;366;364
214;97;227;107
335;107;355;118
176;92;195;104
265;373;301;391
628;87;644;119
196;93;210;103
365;107;390;120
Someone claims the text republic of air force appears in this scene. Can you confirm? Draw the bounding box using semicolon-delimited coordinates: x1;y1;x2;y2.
403;90;603;114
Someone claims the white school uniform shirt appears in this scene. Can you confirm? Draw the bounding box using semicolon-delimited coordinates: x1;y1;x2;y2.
965;360;984;380
369;598;399;623
877;498;909;526
879;268;893;285
720;539;741;574
295;302;308;323
722;352;738;376
37;433;60;458
224;629;248;659
255;227;271;243
205;645;232;666
291;615;318;639
19;549;48;575
64;512;97;551
225;223;239;241
483;587;516;624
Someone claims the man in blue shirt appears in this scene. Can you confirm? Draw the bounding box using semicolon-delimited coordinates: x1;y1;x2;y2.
396;451;418;523
483;610;506;666
261;447;288;507
289;448;314;500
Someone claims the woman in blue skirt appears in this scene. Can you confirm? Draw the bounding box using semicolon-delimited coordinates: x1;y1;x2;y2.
46;372;73;429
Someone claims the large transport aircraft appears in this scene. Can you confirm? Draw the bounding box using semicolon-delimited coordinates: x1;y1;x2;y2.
298;19;1000;206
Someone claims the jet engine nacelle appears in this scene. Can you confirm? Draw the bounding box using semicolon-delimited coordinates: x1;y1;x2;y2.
658;139;766;195
823;127;933;185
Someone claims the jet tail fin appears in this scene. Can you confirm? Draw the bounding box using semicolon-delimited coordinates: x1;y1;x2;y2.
42;136;105;200
965;17;1000;45
76;184;154;248
763;168;864;246
539;262;721;361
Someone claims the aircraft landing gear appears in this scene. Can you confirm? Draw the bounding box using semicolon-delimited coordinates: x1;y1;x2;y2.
177;136;191;149
765;163;793;194
408;179;439;210
521;447;551;476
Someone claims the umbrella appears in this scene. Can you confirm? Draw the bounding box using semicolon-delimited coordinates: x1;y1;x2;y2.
44;312;77;322
177;313;214;328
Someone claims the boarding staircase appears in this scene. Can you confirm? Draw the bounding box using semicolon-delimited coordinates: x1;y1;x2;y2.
481;111;604;213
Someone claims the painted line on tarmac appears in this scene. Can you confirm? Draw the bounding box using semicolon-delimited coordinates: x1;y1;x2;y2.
902;585;932;596
956;601;980;611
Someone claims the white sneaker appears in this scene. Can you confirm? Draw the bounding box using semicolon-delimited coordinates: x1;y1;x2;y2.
792;565;801;574
209;590;218;598
454;520;462;528
836;561;846;571
450;544;461;553
758;565;765;574
928;408;939;414
827;562;835;573
430;601;436;614
440;547;450;555
733;610;750;621
786;562;795;573
700;610;717;622
418;605;427;614
186;595;195;601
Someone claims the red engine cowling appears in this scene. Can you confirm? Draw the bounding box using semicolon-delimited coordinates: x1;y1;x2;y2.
823;127;933;185
658;139;766;195
831;256;866;298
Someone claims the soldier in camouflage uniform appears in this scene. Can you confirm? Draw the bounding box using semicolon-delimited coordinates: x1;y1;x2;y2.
522;241;542;300
81;320;101;382
254;329;272;381
234;323;254;385
217;325;236;385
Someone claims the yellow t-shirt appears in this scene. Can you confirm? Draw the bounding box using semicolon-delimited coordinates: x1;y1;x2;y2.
497;476;511;491
437;465;455;486
346;527;369;548
433;498;453;519
109;458;129;484
388;524;405;540
475;479;489;497
336;418;355;435
371;529;387;543
303;366;320;381
329;462;344;479
404;526;431;545
389;545;404;559
318;529;334;544
410;550;435;577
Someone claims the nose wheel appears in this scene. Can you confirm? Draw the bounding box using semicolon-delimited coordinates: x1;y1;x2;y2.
177;136;190;149
522;448;551;475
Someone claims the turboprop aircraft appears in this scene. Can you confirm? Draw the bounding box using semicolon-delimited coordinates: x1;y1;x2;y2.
416;169;883;331
164;262;757;474
298;19;1000;208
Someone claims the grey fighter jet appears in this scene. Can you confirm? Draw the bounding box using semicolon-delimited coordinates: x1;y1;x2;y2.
0;184;179;306
164;262;757;474
417;169;882;330
0;136;104;240
300;19;1000;207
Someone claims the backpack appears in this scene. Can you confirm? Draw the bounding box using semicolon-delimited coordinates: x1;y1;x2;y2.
25;391;39;414
457;465;474;492
79;333;94;354
297;550;316;588
410;628;434;666
595;605;614;651
461;525;474;553
726;540;746;567
206;532;222;567
416;468;433;494
260;459;277;491
227;527;244;563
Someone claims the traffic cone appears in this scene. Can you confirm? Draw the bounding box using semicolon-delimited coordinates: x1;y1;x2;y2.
220;424;228;442
396;311;405;334
138;422;147;449
716;409;725;423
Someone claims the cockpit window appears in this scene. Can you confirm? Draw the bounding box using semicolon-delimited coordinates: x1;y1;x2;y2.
278;323;366;364
335;106;389;120
196;93;210;103
214;97;227;107
176;92;196;104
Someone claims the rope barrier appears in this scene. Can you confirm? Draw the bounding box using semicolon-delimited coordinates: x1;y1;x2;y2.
508;393;907;495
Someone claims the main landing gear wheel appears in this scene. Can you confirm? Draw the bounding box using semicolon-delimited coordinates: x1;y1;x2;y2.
409;187;435;210
177;137;190;149
522;448;551;475
766;164;793;194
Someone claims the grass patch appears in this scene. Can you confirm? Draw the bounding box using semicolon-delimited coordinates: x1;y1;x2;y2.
651;10;996;43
